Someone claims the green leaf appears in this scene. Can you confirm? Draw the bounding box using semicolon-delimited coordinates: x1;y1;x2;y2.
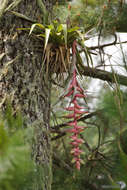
37;34;45;38
83;46;90;67
10;11;37;23
44;28;51;50
29;23;44;35
62;24;67;47
88;50;93;67
17;27;31;31
68;27;79;33
48;24;54;30
76;50;83;68
77;30;92;67
57;24;63;32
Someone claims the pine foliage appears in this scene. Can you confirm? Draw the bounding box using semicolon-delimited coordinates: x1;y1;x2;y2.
0;104;37;190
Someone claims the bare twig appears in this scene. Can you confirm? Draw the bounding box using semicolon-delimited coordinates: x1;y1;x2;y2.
51;110;101;130
88;33;117;50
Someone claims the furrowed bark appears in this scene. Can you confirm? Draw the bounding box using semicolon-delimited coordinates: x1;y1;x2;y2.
0;0;52;189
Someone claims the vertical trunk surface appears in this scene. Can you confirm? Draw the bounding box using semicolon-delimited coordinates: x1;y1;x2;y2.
0;0;52;189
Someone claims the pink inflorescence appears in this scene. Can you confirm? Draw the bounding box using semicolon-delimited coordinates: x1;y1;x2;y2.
64;66;88;170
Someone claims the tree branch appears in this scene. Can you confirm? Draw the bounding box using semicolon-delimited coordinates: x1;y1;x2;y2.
88;33;117;50
81;66;127;86
88;40;127;50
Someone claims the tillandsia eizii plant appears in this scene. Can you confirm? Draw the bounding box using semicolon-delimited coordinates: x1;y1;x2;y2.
63;41;89;170
25;20;92;170
17;2;93;170
16;0;94;81
18;18;93;80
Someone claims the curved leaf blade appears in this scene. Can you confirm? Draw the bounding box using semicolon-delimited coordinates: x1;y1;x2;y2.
62;24;67;47
29;23;44;35
44;28;51;50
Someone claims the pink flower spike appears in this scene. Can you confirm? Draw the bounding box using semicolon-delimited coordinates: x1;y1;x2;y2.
75;115;82;120
70;141;79;146
77;82;84;90
76;161;80;170
76;86;83;93
72;40;77;55
73;68;77;77
74;102;84;110
72;99;77;104
61;43;89;170
69;128;83;133
68;84;73;91
67;128;78;133
74;93;85;98
71;79;77;87
64;113;75;119
73;157;82;162
72;147;83;153
64;90;74;97
71;157;81;164
75;138;84;144
71;149;83;156
70;136;84;143
74;109;86;114
75;125;87;130
65;106;74;111
71;71;77;86
68;121;76;127
70;135;78;140
70;140;83;146
73;152;81;156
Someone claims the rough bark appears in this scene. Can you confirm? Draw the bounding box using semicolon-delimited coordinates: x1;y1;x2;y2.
0;0;52;189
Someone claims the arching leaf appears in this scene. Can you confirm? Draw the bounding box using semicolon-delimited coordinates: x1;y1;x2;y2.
29;23;44;35
62;24;67;47
44;28;51;50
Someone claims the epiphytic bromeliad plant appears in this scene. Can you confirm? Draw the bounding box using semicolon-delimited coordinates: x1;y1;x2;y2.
24;19;93;78
27;21;92;169
21;7;93;170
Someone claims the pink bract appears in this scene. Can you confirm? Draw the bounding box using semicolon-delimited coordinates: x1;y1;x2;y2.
63;41;89;170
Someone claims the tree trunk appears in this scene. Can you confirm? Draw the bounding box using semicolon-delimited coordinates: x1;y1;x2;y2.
0;0;52;189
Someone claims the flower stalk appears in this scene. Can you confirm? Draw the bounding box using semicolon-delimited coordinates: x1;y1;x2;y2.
63;41;88;170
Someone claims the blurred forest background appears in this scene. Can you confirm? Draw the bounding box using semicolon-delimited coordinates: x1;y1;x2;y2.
0;0;127;190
